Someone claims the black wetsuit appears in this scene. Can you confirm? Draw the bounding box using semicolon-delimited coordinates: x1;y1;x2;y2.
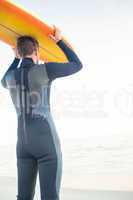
1;39;83;200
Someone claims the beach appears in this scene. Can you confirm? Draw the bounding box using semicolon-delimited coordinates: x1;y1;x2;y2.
1;0;133;198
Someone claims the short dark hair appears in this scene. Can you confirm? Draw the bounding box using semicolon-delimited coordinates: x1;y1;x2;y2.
17;35;39;57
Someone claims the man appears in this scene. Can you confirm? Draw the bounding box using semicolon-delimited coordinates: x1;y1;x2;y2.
1;25;83;200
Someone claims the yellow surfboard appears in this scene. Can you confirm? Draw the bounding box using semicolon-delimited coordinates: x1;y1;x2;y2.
0;0;74;62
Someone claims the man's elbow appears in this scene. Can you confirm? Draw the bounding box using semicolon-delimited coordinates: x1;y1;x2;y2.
1;78;7;89
79;61;83;71
75;61;83;73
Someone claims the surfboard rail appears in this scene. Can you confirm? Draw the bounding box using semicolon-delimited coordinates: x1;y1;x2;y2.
0;0;74;62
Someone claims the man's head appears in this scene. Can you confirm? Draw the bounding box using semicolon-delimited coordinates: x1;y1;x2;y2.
17;35;39;64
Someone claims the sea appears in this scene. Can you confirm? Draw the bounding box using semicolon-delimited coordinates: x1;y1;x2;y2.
0;129;133;191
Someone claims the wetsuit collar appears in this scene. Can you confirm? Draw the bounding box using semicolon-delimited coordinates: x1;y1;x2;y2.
20;57;35;68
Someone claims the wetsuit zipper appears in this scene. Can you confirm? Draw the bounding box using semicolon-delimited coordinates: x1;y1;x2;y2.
20;67;28;144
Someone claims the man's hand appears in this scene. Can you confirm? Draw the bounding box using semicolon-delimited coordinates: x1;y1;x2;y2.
49;25;62;43
12;46;21;59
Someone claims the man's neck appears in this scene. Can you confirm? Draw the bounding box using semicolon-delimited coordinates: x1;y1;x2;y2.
23;57;35;63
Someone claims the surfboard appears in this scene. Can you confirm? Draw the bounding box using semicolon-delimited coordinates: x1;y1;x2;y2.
0;0;74;62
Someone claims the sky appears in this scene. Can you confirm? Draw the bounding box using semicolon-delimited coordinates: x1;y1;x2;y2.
0;0;133;145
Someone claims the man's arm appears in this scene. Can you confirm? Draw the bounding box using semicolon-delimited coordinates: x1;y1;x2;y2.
1;57;20;89
45;39;83;80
